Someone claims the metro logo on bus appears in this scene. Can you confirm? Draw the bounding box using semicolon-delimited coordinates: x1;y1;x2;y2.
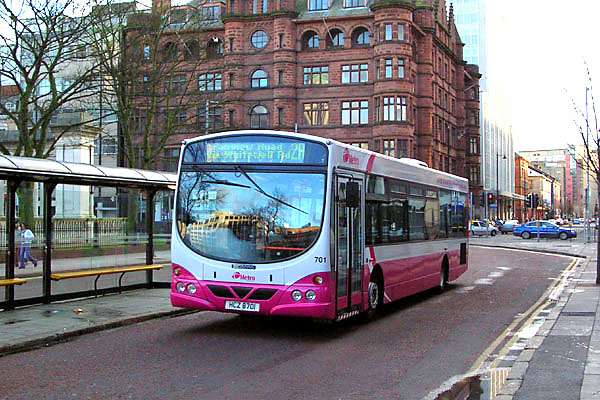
232;272;256;281
342;149;360;165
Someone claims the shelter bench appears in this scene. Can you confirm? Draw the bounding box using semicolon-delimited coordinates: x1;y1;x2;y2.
50;264;166;294
0;278;27;287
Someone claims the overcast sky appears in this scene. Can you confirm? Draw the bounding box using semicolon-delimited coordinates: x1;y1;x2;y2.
486;0;600;151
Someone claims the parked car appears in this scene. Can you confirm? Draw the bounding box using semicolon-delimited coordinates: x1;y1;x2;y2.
470;220;498;237
513;221;577;240
500;219;520;234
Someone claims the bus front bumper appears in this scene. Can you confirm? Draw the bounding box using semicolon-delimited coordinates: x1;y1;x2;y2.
170;272;336;320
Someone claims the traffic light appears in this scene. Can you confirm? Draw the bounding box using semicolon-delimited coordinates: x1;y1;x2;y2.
479;193;485;207
526;194;532;209
487;192;495;204
532;193;539;209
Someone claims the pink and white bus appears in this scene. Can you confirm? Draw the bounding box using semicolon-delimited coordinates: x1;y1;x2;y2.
171;131;469;320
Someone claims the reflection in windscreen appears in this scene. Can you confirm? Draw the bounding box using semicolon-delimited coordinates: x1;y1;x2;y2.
177;171;325;263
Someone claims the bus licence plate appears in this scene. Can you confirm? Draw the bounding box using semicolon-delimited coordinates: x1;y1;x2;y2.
225;301;260;312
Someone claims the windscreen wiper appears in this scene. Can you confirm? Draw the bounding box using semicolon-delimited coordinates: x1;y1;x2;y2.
235;165;307;215
202;172;251;189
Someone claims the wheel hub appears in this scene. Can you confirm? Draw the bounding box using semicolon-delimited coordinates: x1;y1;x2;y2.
368;282;379;309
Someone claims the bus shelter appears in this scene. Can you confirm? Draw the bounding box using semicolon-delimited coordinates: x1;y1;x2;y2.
0;155;176;310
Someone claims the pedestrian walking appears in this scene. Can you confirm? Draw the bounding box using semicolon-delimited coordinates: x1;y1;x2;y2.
18;223;37;269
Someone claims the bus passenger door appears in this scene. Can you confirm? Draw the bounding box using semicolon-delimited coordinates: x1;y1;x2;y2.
335;174;364;316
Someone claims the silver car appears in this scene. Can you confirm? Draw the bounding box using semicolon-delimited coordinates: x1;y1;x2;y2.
470;220;498;237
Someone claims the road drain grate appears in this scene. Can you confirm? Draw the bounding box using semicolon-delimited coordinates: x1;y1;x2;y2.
561;311;596;317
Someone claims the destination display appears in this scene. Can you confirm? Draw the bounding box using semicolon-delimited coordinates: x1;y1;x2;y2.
182;135;328;165
206;142;306;164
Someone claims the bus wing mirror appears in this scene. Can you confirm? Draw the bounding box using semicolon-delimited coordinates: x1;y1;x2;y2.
346;182;360;208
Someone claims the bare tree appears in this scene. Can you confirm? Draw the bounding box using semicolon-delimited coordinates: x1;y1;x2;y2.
0;0;111;225
0;0;107;157
87;0;223;230
569;63;600;284
87;0;221;171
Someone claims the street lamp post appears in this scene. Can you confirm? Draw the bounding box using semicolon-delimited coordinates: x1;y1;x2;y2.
496;152;507;219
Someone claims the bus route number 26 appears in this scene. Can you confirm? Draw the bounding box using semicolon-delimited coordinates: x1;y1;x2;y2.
314;257;327;263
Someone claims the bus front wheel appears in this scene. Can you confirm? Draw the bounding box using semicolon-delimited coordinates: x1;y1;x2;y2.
361;278;382;322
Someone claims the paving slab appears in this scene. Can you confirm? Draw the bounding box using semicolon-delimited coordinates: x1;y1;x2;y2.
514;336;588;400
550;316;595;336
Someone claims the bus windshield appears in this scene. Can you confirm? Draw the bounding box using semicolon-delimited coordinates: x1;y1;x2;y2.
176;169;326;263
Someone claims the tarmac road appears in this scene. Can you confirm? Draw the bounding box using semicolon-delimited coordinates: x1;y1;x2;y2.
0;247;573;400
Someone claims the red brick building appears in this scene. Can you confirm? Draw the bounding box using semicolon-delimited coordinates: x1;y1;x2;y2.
127;0;481;196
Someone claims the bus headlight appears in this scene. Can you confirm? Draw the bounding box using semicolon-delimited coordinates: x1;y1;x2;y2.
305;290;316;301
291;290;302;302
176;282;186;293
186;283;197;295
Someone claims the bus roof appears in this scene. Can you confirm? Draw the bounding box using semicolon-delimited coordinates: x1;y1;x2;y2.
182;130;469;193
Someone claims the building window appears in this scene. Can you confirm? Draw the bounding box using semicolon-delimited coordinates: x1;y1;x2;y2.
228;109;234;127
352;27;370;46
398;139;408;158
202;5;221;20
252;0;268;13
228;37;234;52
383;139;395;157
384;58;393;78
384;24;393;41
278;70;284;85
398;58;405;79
228;73;234;87
251;30;268;49
303;66;329;85
165;75;187;94
469;165;480;185
199;73;222;92
198;106;223;133
207;38;224;58
303;102;329;126
143;44;151;60
251;69;268;88
277;107;284;125
278;33;284;47
351;142;369;149
308;0;328;11
302;31;319;49
382;96;407;122
398;24;405;41
184;40;199;60
341;63;368;84
250;105;269;128
344;0;365;8
326;29;344;47
162;42;178;62
469;136;479;155
342;100;368;125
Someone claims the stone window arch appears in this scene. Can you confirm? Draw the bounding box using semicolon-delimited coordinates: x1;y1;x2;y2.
302;30;320;50
351;27;370;46
207;37;224;58
184;40;200;60
250;105;269;128
251;69;268;88
326;28;344;48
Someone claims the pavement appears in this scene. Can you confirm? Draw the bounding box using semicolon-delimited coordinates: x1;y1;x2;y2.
472;234;600;399
1;238;599;400
0;289;189;356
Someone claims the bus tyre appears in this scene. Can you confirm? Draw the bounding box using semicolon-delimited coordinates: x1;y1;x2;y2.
490;230;497;237
559;232;568;240
522;231;531;240
361;280;382;322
